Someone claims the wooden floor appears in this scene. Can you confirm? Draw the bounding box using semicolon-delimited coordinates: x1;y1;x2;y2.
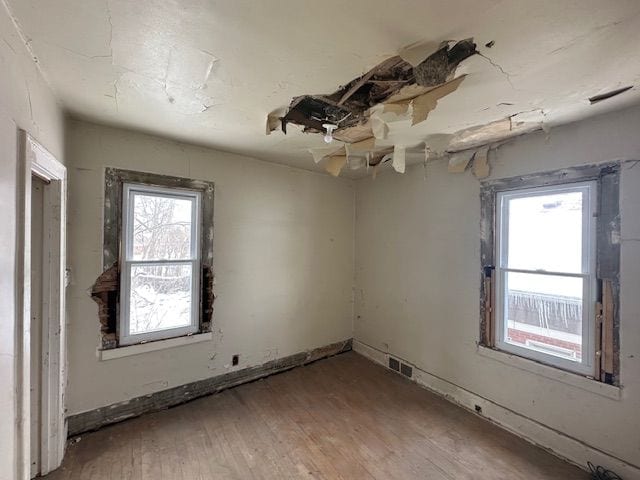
45;352;587;479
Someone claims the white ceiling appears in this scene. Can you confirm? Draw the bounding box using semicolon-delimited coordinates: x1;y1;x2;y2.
8;0;640;174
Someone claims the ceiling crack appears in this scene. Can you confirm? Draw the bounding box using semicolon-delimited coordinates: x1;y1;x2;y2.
112;76;120;112
2;37;16;54
105;0;114;65
163;49;175;103
25;79;34;124
476;51;517;90
48;42;112;60
0;0;57;93
200;102;222;113
548;18;627;55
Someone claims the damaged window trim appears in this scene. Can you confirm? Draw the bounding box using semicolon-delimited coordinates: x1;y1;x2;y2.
93;167;215;351
479;162;621;385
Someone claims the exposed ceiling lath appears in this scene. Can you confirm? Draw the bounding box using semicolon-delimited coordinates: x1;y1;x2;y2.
267;39;479;177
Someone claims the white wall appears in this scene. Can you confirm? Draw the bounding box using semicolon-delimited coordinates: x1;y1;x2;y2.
354;104;640;476
65;120;354;415
0;3;64;479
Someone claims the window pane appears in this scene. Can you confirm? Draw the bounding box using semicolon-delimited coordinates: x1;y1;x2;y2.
503;271;583;363
506;190;584;273
129;264;193;334
132;192;194;260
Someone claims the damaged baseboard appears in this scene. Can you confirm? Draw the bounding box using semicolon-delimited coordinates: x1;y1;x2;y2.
353;339;640;480
68;338;352;436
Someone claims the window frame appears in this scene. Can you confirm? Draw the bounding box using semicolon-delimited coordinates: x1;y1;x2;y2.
494;181;597;376
479;163;621;385
119;183;202;346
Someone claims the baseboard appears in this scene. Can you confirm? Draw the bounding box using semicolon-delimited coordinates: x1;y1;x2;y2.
68;338;352;436
353;339;640;480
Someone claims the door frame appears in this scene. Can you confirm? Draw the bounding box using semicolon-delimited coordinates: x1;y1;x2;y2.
16;130;67;478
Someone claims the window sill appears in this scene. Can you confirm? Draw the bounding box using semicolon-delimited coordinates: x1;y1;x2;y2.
98;332;213;361
476;345;621;400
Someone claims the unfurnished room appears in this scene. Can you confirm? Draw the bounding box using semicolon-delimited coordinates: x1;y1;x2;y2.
1;1;640;479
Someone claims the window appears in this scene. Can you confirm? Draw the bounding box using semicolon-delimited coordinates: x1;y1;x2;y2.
480;164;620;383
494;182;597;375
96;168;214;351
119;183;202;345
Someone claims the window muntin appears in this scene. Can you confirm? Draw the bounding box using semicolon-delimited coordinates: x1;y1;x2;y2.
495;182;597;375
120;183;201;345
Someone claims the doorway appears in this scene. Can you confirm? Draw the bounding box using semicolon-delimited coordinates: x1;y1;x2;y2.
16;132;67;479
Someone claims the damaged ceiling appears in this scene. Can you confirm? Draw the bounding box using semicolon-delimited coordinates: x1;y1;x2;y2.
268;39;485;176
5;0;640;177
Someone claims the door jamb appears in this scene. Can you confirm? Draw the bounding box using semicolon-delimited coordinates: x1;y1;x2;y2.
16;130;67;478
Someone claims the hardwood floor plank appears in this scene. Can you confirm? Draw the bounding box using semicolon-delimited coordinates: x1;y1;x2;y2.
43;352;588;480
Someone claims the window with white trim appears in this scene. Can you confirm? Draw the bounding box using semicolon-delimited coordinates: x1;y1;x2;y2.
120;183;202;345
494;182;597;375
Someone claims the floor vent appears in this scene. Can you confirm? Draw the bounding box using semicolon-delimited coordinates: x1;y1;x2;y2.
400;363;413;378
388;357;400;372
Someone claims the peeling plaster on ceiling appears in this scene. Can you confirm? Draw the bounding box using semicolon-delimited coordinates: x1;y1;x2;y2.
7;0;640;177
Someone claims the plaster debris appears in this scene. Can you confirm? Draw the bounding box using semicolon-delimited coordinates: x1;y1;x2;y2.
369;147;394;167
447;114;541;152
392;145;406;173
332;121;374;143
369;102;412;139
345;136;376;153
309;145;345;163
266;107;286;135
371;114;389;140
473;145;491;179
263;35;563;180
447;150;475;173
325;155;348;176
589;85;633;104
423;146;430;181
348;155;367;170
372;163;379;180
382;101;411;115
277;40;474;137
346;139;373;170
271;38;476;176
411;75;466;125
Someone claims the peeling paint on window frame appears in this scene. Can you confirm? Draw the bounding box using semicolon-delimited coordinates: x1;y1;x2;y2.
94;167;215;350
479;162;621;385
